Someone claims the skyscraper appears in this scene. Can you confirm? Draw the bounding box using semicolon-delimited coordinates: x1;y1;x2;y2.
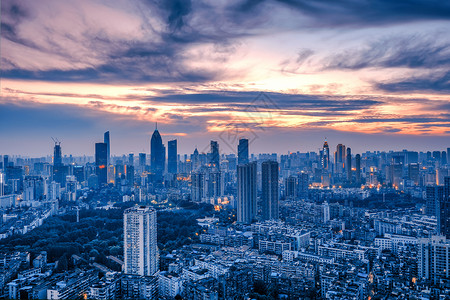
207;171;223;199
426;186;443;216
285;176;297;199
124;206;158;276
52;142;65;185
210;141;220;169
191;172;205;202
104;131;110;166
321;139;330;170
53;143;62;166
3;155;9;169
168;140;177;174
139;153;147;173
408;163;420;185
237;162;257;224
262;160;279;221
439;176;450;238
346;147;352;182
355;154;361;184
298;173;309;200
447;148;450;165
335;144;346;174
238;139;249;165
191;147;199;171
151;125;165;179
95;142;108;186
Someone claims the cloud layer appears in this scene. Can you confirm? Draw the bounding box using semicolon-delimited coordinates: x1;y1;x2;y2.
1;0;449;155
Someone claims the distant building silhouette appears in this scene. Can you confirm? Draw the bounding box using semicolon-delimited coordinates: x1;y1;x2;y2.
104;131;110;165
346;147;352;183
210;141;219;169
168;140;177;174
95;142;108;186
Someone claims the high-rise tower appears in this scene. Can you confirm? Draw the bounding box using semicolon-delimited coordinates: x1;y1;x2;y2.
237;162;257;224
346;147;352;182
104;131;110;166
210;141;220;169
355;154;361;184
238;139;249;165
335;144;346;174
124;206;158;276
168;140;177;174
151;124;165;180
52;141;65;185
439;176;450;238
262;160;279;220
321;139;330;170
95;142;108;186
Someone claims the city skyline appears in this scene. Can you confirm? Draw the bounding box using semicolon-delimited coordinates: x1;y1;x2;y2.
1;0;450;155
2;1;450;299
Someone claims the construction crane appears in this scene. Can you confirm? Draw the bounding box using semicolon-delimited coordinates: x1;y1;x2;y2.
51;137;61;145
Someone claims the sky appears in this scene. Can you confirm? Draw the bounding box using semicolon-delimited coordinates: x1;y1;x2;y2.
1;0;450;157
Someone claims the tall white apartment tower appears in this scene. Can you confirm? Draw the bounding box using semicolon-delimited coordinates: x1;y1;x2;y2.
124;205;158;276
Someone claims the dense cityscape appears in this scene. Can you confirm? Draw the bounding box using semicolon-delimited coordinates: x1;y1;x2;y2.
2;0;450;299
0;128;449;299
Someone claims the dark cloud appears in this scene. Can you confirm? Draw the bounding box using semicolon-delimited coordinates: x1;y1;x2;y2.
325;35;450;70
143;91;381;112
0;0;236;83
0;0;29;40
376;71;450;93
235;0;450;27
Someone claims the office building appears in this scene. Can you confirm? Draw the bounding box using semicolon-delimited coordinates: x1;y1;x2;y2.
124;206;158;276
128;153;134;167
151;126;165;180
439;176;450;238
95;142;108;186
346;147;351;182
65;175;77;201
298;173;309;200
355;154;361;184
104;131;110;166
206;171;222;199
238;139;249;165
168;140;177;174
139;153;146;169
334;144;346;174
210;141;219;169
237;162;257;224
321;139;330;170
191;172;205;202
262;160;279;220
52;142;65;185
426;186;443;216
285;176;297;199
408;163;420;185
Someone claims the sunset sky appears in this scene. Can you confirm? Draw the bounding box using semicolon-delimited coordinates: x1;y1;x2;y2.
1;0;450;156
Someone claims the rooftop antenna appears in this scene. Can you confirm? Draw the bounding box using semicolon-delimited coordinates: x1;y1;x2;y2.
155;122;158;130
